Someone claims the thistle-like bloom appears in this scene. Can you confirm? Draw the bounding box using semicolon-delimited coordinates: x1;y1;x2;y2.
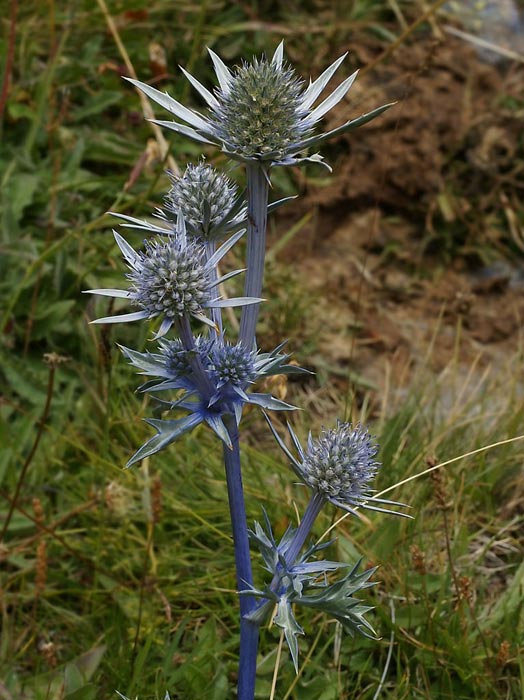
85;217;258;337
125;42;393;168
117;339;305;463
165;162;246;241
301;423;379;508
268;419;408;516
208;342;257;387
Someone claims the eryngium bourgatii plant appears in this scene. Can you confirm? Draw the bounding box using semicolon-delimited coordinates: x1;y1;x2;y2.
90;42;409;700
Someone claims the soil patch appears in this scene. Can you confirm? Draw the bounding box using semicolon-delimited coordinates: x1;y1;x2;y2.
272;33;524;413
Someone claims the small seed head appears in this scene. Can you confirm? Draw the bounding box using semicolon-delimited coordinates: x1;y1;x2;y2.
301;423;379;505
128;237;209;320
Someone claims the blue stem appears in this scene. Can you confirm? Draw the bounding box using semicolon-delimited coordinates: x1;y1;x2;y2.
204;240;223;337
222;415;259;700
282;491;326;567
250;491;326;623
177;315;214;400
239;163;269;350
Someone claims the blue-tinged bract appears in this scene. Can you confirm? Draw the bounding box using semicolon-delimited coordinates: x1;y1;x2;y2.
245;513;378;671
118;339;305;464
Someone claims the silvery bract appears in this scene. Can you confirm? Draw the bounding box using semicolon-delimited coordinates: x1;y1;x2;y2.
125;42;393;168
245;514;378;671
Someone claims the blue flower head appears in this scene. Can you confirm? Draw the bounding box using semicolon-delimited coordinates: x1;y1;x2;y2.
301;423;379;508
267;419;409;517
208;342;257;388
85;215;259;338
159;336;214;379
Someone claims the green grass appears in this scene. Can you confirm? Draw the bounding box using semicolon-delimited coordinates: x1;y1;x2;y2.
1;1;523;698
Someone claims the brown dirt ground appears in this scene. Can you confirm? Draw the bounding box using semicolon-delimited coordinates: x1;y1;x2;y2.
271;33;524;415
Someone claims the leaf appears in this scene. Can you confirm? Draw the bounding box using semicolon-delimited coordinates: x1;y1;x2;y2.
33;299;76;321
71;91;122;122
126;414;204;466
64;685;97;700
0;345;47;406
2;172;39;228
273;598;304;673
64;645;106;695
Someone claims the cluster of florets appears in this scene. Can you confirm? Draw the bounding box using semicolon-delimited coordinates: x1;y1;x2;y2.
158;336;214;378
210;57;311;160
301;423;379;504
208;343;257;387
158;338;257;391
166;163;242;241
127;236;209;320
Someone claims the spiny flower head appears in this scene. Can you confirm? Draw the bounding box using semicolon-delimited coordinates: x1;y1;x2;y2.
301;423;379;507
209;57;311;161
267;418;409;517
86;217;260;338
128;236;209;320
166;162;246;241
125;42;393;168
208;342;257;387
159;336;214;378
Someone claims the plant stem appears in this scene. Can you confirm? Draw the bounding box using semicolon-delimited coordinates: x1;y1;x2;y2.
282;491;325;568
239;163;269;350
1;359;56;542
248;491;326;624
204;240;223;336
177;315;214;399
265;492;324;600
222;415;259;700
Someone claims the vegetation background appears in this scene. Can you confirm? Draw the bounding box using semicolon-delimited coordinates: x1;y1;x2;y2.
1;1;523;698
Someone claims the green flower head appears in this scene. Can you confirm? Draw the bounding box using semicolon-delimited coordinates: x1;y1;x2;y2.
126;42;393;169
